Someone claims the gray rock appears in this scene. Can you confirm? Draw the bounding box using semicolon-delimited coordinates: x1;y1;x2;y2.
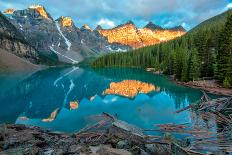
131;146;141;155
112;120;144;137
109;120;145;145
3;6;131;64
43;148;54;155
140;149;149;155
54;149;64;154
0;12;39;64
145;144;157;154
69;145;81;153
116;140;130;149
96;145;132;155
145;143;170;155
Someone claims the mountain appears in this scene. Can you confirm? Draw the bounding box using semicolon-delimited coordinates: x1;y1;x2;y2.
92;10;231;84
189;9;231;33
168;25;186;32
144;21;164;30
98;21;143;48
2;4;185;64
0;12;40;72
3;5;130;64
4;5;82;64
98;21;186;48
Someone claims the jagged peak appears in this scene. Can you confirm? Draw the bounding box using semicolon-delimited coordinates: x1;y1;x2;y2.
57;16;73;27
144;21;164;30
111;20;136;30
29;4;44;9
169;25;186;32
28;4;51;20
81;24;92;31
3;8;15;14
126;20;135;25
95;25;103;30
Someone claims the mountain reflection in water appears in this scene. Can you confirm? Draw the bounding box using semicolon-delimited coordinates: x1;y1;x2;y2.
0;67;219;133
103;80;160;98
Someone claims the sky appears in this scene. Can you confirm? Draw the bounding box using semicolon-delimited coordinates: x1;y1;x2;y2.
0;0;232;30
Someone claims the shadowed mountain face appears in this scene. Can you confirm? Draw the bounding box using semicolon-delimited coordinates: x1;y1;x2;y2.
3;5;130;64
0;12;40;72
2;4;185;64
0;12;39;62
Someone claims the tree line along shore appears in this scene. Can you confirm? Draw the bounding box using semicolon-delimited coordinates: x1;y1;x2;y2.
92;10;232;89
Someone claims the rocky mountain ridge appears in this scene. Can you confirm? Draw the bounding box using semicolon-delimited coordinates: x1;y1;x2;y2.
3;5;130;64
0;12;39;64
98;21;186;48
2;4;185;64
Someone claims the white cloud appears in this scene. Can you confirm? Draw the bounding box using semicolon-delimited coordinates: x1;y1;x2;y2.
0;0;230;29
226;3;232;9
164;21;174;28
97;18;115;28
181;22;190;30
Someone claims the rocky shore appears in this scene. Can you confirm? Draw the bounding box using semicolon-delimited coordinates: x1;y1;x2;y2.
0;115;172;155
177;80;232;96
1;106;232;155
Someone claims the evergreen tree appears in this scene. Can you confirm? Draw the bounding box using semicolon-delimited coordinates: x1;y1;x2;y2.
189;48;200;81
217;13;232;86
181;52;189;82
91;10;232;86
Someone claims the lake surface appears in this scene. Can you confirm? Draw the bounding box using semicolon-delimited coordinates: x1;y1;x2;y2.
0;67;218;133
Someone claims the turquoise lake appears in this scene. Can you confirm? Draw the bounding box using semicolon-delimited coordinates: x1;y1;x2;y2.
0;67;218;133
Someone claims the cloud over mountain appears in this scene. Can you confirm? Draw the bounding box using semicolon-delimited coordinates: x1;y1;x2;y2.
0;0;231;30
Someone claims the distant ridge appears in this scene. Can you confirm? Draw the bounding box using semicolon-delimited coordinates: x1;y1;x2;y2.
98;20;186;48
189;9;232;33
144;22;164;30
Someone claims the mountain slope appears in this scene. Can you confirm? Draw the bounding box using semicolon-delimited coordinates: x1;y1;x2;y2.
189;9;230;33
0;49;38;72
0;12;40;69
4;6;79;64
3;5;130;64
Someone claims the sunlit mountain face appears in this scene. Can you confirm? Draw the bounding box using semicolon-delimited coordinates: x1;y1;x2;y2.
3;8;15;14
28;4;51;20
57;16;73;27
98;21;186;48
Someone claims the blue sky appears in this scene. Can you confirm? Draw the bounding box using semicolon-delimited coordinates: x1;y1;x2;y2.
0;0;231;30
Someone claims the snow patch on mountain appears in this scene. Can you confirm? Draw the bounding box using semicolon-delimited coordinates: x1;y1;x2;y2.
18;23;23;31
55;21;71;51
49;46;78;64
106;45;127;52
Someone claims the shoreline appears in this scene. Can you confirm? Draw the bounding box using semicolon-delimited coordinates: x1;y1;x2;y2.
1;97;232;155
0;117;172;155
176;80;232;96
145;68;232;96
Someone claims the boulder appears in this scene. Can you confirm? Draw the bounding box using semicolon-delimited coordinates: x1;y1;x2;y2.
96;145;132;155
116;140;130;149
109;120;145;145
